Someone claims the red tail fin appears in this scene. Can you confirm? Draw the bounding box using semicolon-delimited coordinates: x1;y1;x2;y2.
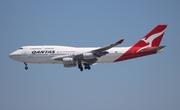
114;24;167;62
134;24;167;48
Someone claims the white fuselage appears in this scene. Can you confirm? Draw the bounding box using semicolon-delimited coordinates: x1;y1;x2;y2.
9;25;167;71
9;46;131;64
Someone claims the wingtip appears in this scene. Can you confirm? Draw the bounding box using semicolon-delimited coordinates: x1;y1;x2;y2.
116;39;124;44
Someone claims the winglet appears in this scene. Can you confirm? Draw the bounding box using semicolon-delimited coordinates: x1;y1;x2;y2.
115;39;124;45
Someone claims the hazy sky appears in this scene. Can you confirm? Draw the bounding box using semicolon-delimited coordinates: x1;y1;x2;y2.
0;0;180;110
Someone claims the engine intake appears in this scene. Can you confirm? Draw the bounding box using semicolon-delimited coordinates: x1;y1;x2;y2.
83;53;95;59
63;57;76;68
63;58;75;64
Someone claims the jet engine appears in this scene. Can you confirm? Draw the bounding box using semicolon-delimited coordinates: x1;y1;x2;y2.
63;57;76;67
83;53;95;59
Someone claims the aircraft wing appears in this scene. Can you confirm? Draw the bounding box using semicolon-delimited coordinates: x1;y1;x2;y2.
52;55;70;61
92;39;124;53
53;39;124;64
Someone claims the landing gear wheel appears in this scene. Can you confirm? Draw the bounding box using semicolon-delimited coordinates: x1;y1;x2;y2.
25;67;28;70
24;62;28;70
80;67;83;71
84;64;91;70
78;63;83;71
88;66;91;70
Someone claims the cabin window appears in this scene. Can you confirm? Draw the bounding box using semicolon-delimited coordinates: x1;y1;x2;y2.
31;48;41;50
19;48;23;49
45;48;54;49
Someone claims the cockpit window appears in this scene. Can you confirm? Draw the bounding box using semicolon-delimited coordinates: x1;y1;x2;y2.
19;48;23;49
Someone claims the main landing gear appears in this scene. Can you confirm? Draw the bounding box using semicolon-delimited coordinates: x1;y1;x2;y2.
24;62;28;70
84;63;91;70
78;63;91;71
78;64;83;71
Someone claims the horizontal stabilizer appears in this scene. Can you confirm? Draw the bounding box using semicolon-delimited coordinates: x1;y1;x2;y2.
140;45;166;53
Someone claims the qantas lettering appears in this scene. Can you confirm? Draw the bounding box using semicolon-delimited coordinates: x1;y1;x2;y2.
32;50;55;54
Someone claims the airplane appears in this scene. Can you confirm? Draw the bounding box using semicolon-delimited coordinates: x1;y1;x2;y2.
9;24;167;71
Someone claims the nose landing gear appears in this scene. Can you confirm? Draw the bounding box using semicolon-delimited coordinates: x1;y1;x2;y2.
24;62;28;70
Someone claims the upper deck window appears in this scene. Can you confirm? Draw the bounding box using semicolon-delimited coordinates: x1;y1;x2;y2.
19;48;23;49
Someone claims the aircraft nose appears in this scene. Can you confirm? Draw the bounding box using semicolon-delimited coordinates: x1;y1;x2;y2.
9;51;19;60
9;52;15;59
9;50;25;62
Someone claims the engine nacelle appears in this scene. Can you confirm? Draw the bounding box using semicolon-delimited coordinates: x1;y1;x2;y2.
83;53;95;59
64;64;76;68
63;57;76;68
63;57;76;64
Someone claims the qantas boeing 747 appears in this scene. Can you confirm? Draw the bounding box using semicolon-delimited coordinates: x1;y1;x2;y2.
9;24;167;71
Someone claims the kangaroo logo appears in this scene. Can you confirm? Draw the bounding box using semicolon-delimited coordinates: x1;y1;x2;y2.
136;29;166;53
